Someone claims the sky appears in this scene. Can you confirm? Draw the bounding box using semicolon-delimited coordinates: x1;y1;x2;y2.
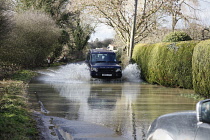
197;0;210;26
89;23;116;42
89;0;210;41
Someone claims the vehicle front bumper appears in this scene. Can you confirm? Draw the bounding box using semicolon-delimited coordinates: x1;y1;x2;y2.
91;71;122;79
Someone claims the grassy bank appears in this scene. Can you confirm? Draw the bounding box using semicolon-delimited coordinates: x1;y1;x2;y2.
0;70;39;140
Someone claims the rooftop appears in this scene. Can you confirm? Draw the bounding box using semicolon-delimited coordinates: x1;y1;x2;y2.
90;49;114;54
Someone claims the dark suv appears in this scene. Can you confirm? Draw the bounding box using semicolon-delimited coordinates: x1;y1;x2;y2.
85;49;122;79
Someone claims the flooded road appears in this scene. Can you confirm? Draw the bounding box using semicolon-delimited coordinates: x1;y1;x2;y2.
28;63;199;140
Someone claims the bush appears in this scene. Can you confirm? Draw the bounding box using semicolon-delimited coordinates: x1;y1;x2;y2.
163;31;192;42
0;10;61;68
133;41;199;88
192;40;210;97
0;0;12;41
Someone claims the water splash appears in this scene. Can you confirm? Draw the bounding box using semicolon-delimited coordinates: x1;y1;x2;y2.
38;63;91;83
122;63;141;82
37;62;141;83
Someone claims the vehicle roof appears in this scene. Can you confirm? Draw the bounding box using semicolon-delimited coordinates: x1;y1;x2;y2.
89;49;115;54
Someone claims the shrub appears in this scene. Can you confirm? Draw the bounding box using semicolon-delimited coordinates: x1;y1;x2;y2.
163;31;192;42
0;0;12;41
132;43;153;81
133;41;199;88
0;10;61;68
192;40;210;97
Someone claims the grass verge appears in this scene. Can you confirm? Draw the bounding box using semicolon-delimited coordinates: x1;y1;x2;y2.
0;70;39;140
180;93;205;100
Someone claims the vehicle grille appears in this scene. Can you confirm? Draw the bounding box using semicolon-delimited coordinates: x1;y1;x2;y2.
98;68;115;73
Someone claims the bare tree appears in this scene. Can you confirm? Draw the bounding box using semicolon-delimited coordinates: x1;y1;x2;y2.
70;0;167;57
161;0;199;31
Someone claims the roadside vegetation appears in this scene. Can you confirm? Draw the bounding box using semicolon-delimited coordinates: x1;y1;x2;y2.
192;40;210;97
0;71;38;140
133;33;210;98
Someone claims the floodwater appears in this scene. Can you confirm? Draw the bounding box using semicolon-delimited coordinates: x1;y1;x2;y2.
28;62;199;140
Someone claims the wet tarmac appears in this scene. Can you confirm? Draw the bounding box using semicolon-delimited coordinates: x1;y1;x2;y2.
28;63;199;140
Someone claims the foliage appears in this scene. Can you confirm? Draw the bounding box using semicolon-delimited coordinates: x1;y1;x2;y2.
163;31;192;42
16;0;68;14
0;10;61;68
17;0;71;44
132;41;199;89
0;0;13;41
0;81;38;139
68;15;93;52
192;40;210;97
16;0;94;56
0;62;20;80
11;70;37;83
59;30;70;45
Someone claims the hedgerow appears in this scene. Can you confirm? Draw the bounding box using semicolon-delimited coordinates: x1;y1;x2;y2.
133;41;199;89
192;40;210;97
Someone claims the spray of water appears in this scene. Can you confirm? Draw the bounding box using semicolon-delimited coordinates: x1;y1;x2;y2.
38;63;91;83
37;62;141;83
122;63;141;82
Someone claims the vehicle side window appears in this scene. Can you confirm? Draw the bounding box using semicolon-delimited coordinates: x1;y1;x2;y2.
91;54;97;62
201;102;210;123
107;54;116;62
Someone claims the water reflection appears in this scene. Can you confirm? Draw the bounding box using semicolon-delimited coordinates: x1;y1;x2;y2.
88;84;122;110
29;81;198;140
29;64;198;140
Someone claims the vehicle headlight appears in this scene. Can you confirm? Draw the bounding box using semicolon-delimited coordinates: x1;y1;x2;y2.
116;68;121;72
91;67;98;72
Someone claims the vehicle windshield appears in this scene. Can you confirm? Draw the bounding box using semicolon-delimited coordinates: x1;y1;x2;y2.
91;53;116;63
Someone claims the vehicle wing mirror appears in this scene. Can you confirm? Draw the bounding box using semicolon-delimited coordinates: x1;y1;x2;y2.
118;61;122;64
196;99;210;123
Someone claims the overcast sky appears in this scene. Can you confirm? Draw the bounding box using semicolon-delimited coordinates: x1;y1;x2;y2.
89;0;210;41
197;0;210;25
89;23;116;42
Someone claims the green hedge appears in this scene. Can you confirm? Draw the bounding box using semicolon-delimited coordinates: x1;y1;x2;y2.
192;40;210;97
162;31;192;42
133;41;199;89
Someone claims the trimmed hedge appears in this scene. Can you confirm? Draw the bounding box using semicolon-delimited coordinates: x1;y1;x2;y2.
192;40;210;97
132;41;199;89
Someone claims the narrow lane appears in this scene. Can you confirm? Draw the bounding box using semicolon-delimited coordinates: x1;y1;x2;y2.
29;63;198;140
